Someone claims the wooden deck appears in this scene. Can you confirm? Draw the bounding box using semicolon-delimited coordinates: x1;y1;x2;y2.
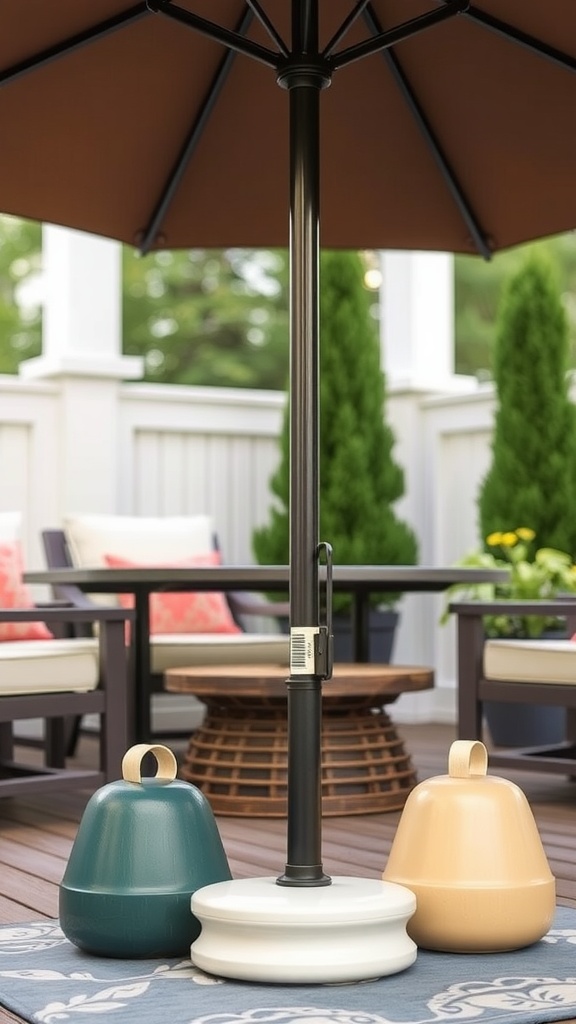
1;721;576;929
2;723;576;1023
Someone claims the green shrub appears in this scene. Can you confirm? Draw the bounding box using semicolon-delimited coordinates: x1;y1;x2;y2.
253;250;418;611
478;252;576;556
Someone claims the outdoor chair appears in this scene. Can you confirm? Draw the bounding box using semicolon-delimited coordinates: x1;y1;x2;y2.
0;603;131;797
41;515;289;744
450;598;576;776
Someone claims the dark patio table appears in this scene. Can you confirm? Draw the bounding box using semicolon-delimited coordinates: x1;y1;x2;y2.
24;564;507;743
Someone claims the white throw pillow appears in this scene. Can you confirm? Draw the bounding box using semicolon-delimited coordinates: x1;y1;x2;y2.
64;513;215;568
63;513;216;608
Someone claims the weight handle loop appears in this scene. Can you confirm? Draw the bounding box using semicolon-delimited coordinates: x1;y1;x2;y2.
122;743;178;783
448;739;488;778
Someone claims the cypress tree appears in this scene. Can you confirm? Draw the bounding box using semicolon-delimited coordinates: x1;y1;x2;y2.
253;249;418;610
478;252;576;555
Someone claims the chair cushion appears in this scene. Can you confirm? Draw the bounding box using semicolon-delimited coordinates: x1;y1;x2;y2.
152;632;289;674
0;543;53;642
104;551;241;636
0;638;99;695
484;639;576;685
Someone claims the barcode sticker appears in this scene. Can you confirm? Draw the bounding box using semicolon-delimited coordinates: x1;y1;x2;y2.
290;627;318;674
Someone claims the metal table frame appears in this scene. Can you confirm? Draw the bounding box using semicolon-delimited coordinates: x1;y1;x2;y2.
25;564;507;743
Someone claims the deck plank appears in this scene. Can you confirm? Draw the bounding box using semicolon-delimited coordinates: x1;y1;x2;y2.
0;863;59;921
0;1010;30;1024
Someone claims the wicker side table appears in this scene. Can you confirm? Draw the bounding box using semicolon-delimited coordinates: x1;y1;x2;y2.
164;663;434;817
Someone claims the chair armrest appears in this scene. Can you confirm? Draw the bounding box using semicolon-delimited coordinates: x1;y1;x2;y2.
33;585;102;639
0;605;132;625
0;605;134;649
449;599;576;617
449;599;576;641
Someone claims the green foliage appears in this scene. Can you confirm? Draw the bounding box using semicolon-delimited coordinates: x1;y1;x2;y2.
252;250;418;610
478;252;576;556
454;233;576;377
122;247;289;390
441;527;576;638
0;216;42;372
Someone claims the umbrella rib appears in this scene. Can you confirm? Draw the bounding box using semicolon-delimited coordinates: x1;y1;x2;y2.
147;1;280;70
322;0;372;58
245;1;289;58
0;3;149;87
363;5;491;259
138;8;255;254
331;0;468;71
456;5;576;74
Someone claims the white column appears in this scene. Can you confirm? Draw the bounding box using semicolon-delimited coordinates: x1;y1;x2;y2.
380;251;456;389
378;252;477;724
20;225;142;380
19;226;144;517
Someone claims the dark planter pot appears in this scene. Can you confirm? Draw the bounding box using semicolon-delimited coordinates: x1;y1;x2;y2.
332;608;399;664
484;702;566;747
484;628;567;748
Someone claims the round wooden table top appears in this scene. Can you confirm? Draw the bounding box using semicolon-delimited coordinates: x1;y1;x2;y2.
164;662;434;700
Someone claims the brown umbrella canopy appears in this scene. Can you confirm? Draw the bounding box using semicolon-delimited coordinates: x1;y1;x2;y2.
1;1;575;258
2;2;575;888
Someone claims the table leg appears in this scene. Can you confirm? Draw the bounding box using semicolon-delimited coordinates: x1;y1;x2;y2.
456;614;484;740
351;592;369;662
132;589;152;743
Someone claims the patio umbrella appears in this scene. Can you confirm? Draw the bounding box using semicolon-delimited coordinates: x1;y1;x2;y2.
2;2;576;908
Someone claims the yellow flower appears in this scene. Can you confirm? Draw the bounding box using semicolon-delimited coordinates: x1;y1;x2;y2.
500;532;518;547
486;532;504;546
444;527;576;638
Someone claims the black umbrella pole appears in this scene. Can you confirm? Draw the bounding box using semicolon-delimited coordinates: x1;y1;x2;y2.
276;32;331;886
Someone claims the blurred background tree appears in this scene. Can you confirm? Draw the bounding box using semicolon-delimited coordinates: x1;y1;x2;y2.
0;216;42;371
122;246;289;389
252;249;418;611
454;233;576;377
1;214;576;384
478;251;576;555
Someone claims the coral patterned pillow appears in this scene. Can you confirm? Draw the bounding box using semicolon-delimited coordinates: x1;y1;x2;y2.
104;551;242;635
0;543;53;641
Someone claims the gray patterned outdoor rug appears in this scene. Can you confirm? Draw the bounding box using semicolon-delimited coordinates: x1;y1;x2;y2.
1;908;576;1024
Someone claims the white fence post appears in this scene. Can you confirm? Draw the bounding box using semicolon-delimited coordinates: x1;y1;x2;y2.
19;226;143;518
379;251;481;721
381;251;455;388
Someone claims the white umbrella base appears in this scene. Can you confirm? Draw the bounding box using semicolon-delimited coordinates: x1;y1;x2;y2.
190;875;417;983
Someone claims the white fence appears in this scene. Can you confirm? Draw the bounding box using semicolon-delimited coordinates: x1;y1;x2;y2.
0;369;502;724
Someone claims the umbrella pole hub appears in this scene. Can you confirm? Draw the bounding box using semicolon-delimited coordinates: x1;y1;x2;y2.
276;59;332;91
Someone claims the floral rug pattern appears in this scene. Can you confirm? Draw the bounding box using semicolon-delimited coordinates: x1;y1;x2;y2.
0;909;576;1024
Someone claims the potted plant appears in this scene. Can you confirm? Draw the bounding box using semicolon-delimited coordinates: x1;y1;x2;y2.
442;527;576;745
442;528;576;634
253;249;419;662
